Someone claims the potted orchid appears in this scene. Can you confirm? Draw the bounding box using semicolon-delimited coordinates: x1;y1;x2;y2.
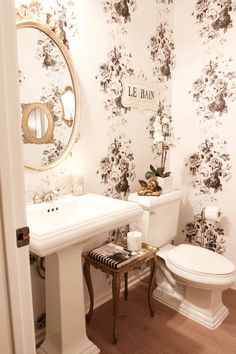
145;142;171;180
145;114;173;193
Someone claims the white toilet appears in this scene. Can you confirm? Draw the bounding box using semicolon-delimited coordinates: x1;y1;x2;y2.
128;190;236;329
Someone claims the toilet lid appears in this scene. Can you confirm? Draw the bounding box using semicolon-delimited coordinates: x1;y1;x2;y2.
166;244;235;276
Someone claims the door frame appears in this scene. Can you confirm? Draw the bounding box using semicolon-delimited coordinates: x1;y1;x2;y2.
0;0;36;352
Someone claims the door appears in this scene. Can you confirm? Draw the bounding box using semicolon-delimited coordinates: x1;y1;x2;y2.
0;0;36;353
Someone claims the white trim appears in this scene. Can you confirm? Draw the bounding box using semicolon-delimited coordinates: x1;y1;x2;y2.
0;211;13;353
85;268;150;312
0;0;35;353
230;283;236;291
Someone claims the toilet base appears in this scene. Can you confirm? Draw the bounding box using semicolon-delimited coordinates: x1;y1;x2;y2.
153;286;229;329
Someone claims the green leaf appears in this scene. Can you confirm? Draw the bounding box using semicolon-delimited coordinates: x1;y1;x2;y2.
162;171;171;178
149;165;156;174
156;167;165;176
145;171;154;180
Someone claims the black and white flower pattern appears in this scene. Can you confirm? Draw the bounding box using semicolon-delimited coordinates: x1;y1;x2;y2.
97;135;136;198
36;35;66;73
148;22;175;81
183;210;225;254
16;0;79;48
193;0;236;43
42;141;65;165
102;0;137;24
191;57;236;124
158;0;173;3
186;137;231;198
96;45;134;123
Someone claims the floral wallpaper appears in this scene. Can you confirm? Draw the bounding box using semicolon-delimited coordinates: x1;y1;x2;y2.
96;45;133;124
36;35;66;72
97;134;136;198
102;0;137;25
186;137;231;198
182;209;225;254
148;22;175;80
193;0;236;43
191;56;236;124
16;0;79;48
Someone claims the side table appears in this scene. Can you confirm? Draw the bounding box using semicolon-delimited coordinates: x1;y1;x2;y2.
83;243;157;344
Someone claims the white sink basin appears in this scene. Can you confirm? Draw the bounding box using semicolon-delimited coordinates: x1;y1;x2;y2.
28;193;143;354
27;193;142;257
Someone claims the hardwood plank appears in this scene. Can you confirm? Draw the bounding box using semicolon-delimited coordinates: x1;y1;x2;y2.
86;282;236;354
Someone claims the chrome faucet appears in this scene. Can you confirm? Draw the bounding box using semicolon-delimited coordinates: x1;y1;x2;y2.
43;191;56;202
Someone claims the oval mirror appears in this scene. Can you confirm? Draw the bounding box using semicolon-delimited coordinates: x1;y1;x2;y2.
17;21;80;170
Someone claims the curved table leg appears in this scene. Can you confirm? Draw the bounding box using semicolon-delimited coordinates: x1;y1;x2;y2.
148;257;156;317
112;273;121;344
124;272;128;300
83;258;94;324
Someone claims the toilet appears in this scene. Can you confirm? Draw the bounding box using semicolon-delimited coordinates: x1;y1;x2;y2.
128;190;236;329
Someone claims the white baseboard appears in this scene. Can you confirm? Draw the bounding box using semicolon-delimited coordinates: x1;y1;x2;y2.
85;267;150;312
230;282;236;291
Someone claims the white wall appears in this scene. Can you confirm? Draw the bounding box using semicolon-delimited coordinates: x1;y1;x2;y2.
172;0;236;265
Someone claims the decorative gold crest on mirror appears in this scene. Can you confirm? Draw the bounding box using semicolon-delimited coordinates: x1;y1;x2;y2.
17;21;80;170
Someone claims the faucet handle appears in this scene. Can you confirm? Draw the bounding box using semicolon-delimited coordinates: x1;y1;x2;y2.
33;192;43;204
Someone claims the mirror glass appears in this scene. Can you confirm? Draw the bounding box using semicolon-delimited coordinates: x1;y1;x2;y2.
28;108;49;138
17;22;79;170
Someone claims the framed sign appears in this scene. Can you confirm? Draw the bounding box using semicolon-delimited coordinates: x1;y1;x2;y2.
121;75;158;112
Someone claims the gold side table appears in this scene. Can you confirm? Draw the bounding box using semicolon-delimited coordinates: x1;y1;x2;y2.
83;243;157;344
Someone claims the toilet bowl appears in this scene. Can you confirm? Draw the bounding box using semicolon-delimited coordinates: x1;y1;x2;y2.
166;244;236;291
156;243;236;329
128;191;236;329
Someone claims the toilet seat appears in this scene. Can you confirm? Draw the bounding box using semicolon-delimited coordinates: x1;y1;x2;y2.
165;244;236;288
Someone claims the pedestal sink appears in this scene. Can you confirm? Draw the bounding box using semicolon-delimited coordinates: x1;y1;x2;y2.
27;193;143;354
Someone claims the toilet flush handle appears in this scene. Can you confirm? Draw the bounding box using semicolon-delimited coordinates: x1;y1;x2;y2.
143;206;156;215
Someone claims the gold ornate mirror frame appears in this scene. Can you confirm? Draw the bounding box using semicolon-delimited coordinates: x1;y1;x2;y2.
22;102;54;144
17;21;80;171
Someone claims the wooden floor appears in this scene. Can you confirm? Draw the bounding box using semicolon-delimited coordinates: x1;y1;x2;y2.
86;281;236;354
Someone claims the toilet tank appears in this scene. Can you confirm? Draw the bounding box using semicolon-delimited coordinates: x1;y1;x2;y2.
128;190;181;248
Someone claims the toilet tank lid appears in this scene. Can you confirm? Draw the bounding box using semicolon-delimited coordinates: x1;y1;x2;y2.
166;244;235;275
128;190;181;209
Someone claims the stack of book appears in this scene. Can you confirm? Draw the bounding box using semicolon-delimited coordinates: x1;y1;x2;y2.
88;242;148;269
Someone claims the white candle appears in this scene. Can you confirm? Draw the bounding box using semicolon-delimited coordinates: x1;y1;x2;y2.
127;231;142;251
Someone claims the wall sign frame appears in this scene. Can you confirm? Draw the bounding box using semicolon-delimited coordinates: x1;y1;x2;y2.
121;75;158;112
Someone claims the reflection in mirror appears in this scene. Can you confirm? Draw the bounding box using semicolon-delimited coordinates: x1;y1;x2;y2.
17;22;80;170
60;86;75;128
22;102;54;144
28;108;48;139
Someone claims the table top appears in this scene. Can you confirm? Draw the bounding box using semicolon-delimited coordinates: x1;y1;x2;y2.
83;242;158;275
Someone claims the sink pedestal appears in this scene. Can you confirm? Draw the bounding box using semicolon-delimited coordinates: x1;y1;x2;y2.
38;244;100;354
27;194;143;353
